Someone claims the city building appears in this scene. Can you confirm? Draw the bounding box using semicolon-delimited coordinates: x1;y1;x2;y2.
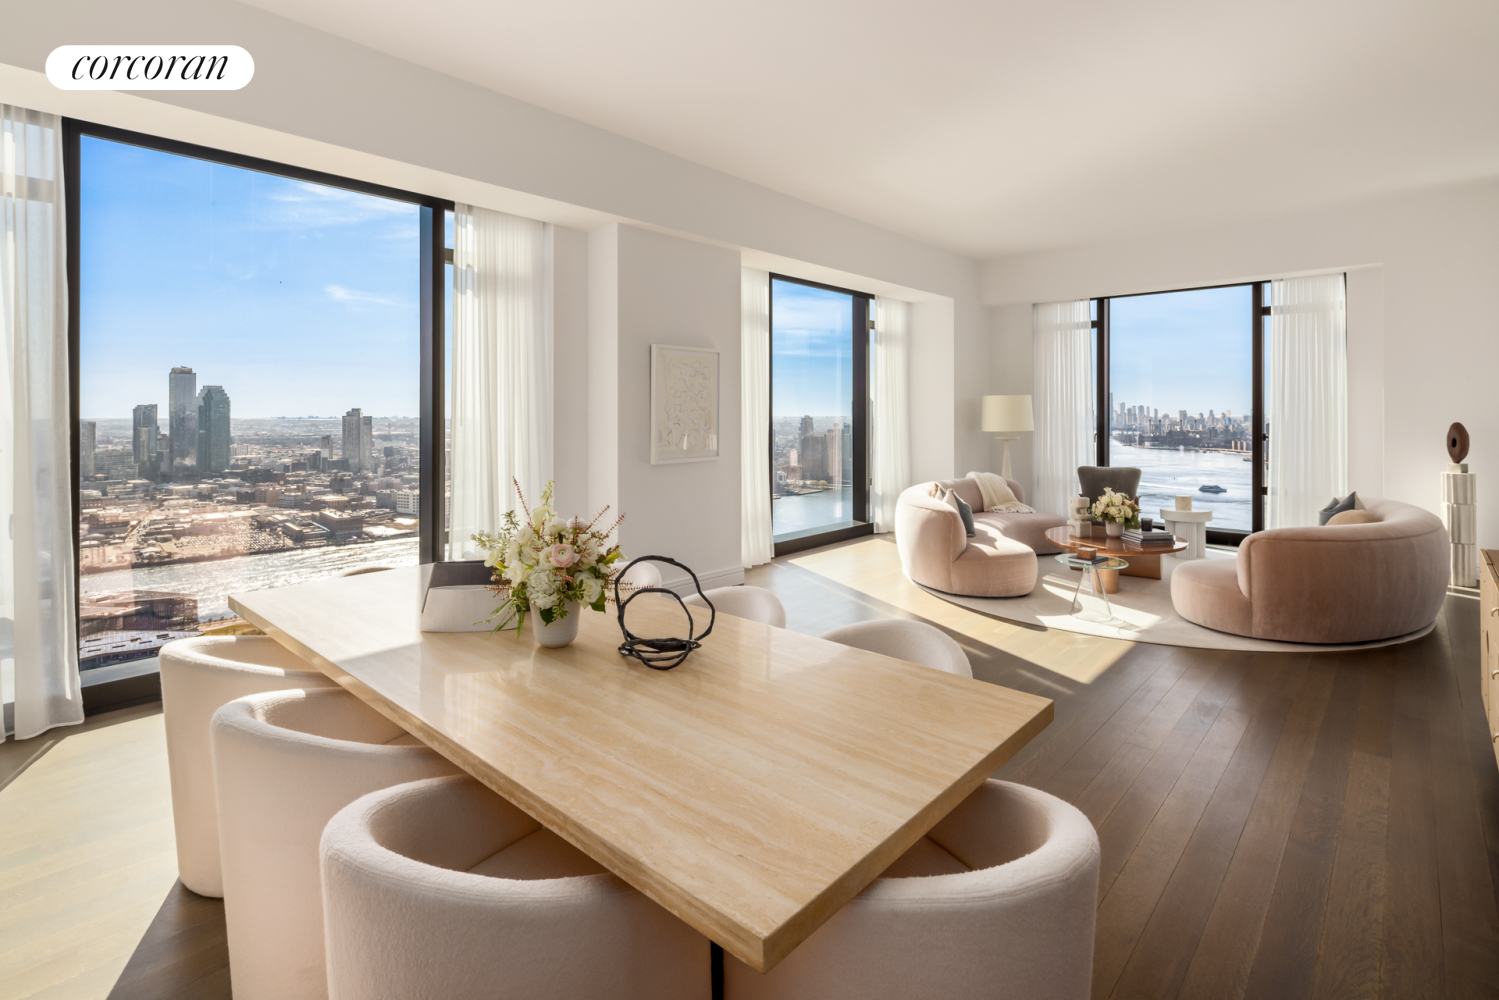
132;403;159;474
342;408;374;473
196;386;232;473
79;420;95;479
168;366;197;467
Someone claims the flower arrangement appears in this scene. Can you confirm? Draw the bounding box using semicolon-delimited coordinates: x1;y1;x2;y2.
470;480;624;635
1090;487;1141;529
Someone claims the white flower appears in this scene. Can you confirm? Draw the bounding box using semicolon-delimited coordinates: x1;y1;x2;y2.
579;573;603;605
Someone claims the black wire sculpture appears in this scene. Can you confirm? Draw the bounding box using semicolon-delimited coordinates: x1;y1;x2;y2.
614;555;714;670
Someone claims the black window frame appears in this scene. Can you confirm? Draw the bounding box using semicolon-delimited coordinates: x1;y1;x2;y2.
1091;281;1269;546
63;119;452;686
767;273;872;557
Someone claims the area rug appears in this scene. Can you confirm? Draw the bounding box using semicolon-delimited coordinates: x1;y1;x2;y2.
920;549;1434;653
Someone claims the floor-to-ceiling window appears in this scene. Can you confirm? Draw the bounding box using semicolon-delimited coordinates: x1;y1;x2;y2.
70;123;447;675
1094;283;1266;540
769;275;869;551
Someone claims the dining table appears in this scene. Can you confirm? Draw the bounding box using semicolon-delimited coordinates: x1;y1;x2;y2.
228;566;1054;985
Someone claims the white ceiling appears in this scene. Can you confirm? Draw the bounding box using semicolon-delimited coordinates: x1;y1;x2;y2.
238;0;1499;259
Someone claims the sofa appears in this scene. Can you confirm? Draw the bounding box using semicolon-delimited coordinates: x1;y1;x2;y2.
895;477;1067;598
1170;496;1448;643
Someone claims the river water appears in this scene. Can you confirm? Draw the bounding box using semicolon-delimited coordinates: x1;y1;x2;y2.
81;538;420;623
1111;443;1256;532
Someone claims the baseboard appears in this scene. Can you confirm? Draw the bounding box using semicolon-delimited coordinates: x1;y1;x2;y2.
658;563;746;595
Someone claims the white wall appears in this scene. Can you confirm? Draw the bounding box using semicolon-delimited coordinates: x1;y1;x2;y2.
550;225;591;517
589;226;744;589
982;176;1499;545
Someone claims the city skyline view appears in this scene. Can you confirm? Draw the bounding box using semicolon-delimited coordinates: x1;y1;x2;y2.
77;137;426;670
79;136;421;419
770;279;856;536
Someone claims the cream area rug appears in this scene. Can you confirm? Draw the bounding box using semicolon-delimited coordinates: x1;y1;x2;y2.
920;548;1434;653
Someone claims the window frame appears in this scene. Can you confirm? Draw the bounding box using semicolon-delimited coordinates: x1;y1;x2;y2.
1091;280;1269;545
62;119;453;681
767;273;872;557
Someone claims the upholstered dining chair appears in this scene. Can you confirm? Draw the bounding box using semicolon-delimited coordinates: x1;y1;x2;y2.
725;780;1099;1000
818;620;972;678
683;585;788;628
159;635;339;898
618;560;664;590
1077;466;1142;507
321;775;709;1000
212;688;460;1000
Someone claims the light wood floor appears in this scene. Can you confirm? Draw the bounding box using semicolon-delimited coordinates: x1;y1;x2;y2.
3;533;1497;999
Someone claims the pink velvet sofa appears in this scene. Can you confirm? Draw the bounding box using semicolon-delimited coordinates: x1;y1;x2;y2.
1170;497;1448;643
894;478;1067;598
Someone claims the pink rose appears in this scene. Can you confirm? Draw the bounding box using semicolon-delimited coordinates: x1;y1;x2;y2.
548;543;578;568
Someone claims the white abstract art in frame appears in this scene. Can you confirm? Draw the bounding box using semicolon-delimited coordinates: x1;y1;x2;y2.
651;344;720;464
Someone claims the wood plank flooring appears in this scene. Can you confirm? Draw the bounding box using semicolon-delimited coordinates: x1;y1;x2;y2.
3;532;1497;998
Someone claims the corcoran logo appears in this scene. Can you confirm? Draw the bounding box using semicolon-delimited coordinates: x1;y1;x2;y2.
46;46;254;90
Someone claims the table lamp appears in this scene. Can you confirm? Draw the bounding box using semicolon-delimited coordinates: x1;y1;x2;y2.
982;394;1033;481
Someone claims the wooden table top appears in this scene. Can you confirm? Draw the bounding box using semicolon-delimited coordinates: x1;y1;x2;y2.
1045;524;1189;556
229;567;1053;972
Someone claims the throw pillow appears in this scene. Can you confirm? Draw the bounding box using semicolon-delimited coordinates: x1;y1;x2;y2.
1327;509;1380;526
1318;492;1358;525
951;491;976;536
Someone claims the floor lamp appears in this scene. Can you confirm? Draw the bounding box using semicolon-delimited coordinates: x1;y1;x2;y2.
983;395;1033;482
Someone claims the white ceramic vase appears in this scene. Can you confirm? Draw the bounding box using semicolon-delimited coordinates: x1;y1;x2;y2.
1105;521;1124;537
532;601;581;648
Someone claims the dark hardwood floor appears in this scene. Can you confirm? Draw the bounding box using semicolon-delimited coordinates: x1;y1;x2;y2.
64;537;1499;998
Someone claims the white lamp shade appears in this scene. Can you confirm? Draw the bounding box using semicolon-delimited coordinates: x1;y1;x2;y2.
982;395;1034;433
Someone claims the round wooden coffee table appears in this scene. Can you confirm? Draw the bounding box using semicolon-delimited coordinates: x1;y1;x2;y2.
1044;525;1189;584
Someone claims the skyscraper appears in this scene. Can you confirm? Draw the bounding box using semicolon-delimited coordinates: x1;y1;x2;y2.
132;404;159;468
342;408;374;473
79;421;96;479
196;386;231;473
168;367;197;467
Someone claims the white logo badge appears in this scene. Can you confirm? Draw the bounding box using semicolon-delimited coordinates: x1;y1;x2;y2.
47;46;254;91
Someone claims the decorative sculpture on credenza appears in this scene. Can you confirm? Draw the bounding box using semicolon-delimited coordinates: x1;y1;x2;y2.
1443;421;1477;588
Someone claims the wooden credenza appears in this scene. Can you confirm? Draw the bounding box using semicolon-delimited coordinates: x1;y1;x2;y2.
1482;550;1499;764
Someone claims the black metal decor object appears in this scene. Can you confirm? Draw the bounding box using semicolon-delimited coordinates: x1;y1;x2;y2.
614;556;714;670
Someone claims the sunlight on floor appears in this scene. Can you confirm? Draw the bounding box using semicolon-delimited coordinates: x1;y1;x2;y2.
0;708;179;1000
787;536;1134;684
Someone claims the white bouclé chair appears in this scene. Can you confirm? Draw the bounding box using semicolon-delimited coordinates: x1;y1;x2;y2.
618;560;663;590
818;619;973;678
321;775;710;1000
212;688;461;1000
160;635;340;897
726;780;1099;1000
683;585;787;628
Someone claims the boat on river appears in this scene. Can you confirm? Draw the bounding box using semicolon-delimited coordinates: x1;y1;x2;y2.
1198;484;1228;494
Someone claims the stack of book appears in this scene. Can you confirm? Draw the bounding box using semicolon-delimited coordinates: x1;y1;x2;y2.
1122;528;1175;546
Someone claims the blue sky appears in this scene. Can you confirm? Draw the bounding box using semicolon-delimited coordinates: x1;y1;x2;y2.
79;137;421;420
1108;285;1252;418
771;279;852;418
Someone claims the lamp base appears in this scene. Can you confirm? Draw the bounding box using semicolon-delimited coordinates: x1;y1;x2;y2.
995;437;1017;482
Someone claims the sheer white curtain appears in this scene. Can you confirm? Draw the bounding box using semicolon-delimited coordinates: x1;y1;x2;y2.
448;205;551;559
1;106;82;739
740;268;773;567
1032;300;1093;517
1267;273;1346;529
870;296;911;533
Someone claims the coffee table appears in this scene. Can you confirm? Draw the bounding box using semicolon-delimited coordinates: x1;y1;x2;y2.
1055;553;1129;621
1044;525;1189;580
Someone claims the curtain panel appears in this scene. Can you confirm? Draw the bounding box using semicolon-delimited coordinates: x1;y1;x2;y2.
448;205;551;560
1267;273;1347;529
740;268;773;567
1;106;83;739
1032;300;1094;518
870;296;912;533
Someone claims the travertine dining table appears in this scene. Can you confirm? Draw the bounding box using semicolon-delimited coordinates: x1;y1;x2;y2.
229;566;1053;973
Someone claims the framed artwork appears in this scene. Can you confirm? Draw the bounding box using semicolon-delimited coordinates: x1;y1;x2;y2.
651;344;720;464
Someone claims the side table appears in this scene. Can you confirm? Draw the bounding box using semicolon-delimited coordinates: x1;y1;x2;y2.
1160;508;1212;560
